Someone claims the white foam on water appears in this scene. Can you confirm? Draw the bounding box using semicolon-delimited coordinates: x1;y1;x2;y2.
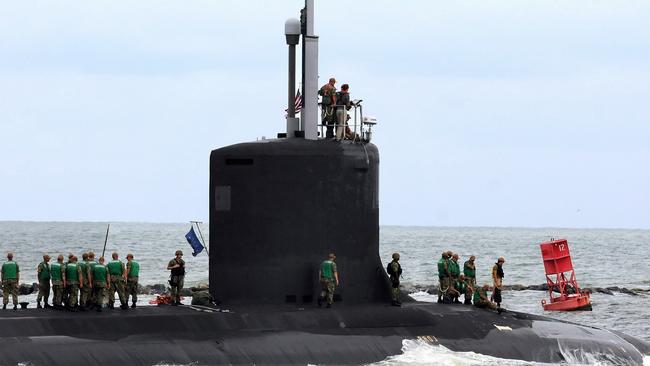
370;339;648;366
370;339;552;366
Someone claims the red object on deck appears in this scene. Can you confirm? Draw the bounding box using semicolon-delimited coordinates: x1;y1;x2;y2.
539;239;592;311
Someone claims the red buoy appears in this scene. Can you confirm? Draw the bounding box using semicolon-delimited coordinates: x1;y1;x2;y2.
539;239;592;311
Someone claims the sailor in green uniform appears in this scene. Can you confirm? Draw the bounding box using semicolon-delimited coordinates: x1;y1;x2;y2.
473;284;499;311
449;253;461;303
107;252;128;310
90;256;110;311
463;255;476;305
437;251;450;303
317;253;339;308
455;274;469;305
36;254;52;308
167;250;185;306
387;252;402;306
125;253;139;308
87;252;97;308
78;253;92;310
65;255;83;310
62;253;74;307
2;252;20;310
50;255;66;308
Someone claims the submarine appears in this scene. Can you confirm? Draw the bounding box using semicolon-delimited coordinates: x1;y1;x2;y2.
1;2;648;365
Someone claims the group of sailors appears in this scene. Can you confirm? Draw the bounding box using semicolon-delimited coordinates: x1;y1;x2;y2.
317;251;506;311
0;250;186;311
319;77;358;141
435;251;506;311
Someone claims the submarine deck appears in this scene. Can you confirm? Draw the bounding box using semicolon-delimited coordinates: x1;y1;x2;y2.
0;302;647;365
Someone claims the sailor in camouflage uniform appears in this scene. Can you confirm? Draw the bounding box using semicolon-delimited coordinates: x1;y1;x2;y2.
50;255;66;308
167;250;185;306
1;252;20;310
78;253;92;310
91;257;110;311
387;252;402;306
65;255;83;310
36;254;52;308
317;253;339;308
125;253;139;308
107;252;128;310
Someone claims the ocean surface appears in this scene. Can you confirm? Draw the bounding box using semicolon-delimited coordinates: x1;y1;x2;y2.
0;222;648;365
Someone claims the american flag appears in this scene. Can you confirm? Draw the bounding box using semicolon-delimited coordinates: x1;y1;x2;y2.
285;89;302;116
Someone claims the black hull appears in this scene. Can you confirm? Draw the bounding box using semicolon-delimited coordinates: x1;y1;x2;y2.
0;302;647;365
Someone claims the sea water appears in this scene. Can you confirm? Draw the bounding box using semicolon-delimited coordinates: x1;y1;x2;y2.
0;222;648;365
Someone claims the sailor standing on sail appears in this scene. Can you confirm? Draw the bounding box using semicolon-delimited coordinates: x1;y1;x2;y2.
167;250;185;306
319;77;337;138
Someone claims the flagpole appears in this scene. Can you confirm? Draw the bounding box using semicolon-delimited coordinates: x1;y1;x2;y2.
101;223;110;259
190;221;209;256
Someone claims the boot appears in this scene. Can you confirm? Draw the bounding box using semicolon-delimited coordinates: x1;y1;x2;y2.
44;303;52;309
131;302;136;309
317;296;323;308
37;302;42;309
120;304;129;310
13;305;17;310
2;304;5;310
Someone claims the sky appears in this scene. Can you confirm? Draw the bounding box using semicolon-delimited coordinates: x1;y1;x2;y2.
1;1;649;228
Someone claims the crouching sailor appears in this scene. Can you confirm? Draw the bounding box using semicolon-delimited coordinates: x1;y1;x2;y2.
474;284;504;313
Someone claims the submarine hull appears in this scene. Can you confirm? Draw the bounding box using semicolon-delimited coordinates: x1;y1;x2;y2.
0;303;647;365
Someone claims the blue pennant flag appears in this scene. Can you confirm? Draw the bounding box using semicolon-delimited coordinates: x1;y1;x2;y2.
185;226;204;257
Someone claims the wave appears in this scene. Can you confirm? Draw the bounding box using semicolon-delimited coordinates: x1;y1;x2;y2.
370;339;650;366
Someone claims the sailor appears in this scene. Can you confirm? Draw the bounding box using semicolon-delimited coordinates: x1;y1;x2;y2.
1;252;20;310
387;252;402;306
78;253;92;310
437;252;450;303
317;253;339;308
492;257;505;309
86;252;98;308
463;255;476;305
455;274;468;305
65;255;83;311
449;253;461;303
62;253;74;307
36;254;52;309
318;77;337;138
107;252;128;310
167;250;186;306
125;253;139;308
473;284;499;310
50;255;66;308
91;257;110;312
334;84;352;141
